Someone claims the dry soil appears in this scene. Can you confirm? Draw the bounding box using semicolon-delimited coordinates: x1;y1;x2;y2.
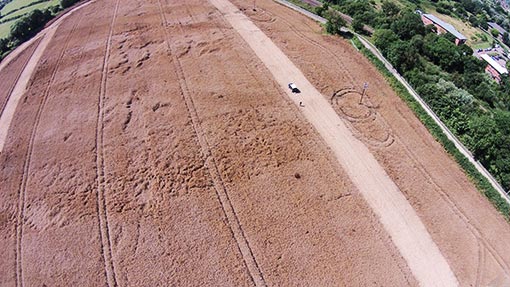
1;0;510;286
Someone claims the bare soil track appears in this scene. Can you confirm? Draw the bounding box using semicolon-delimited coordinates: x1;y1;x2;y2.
0;39;40;119
0;0;509;286
210;0;456;285
235;0;510;285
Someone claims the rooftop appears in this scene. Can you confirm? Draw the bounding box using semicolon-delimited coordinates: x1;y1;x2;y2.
481;53;508;75
423;14;467;40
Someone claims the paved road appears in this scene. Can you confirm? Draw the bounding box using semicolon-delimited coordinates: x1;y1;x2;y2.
274;0;510;206
211;0;460;285
273;0;353;25
301;0;321;7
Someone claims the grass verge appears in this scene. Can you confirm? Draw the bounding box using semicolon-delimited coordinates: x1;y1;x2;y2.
351;36;510;220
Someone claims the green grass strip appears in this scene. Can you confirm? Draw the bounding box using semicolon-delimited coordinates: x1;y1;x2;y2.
351;36;510;220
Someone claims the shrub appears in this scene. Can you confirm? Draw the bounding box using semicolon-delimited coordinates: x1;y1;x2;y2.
10;9;53;43
491;28;500;38
325;11;346;35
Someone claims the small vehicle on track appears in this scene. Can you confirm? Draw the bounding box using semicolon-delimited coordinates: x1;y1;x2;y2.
288;82;300;93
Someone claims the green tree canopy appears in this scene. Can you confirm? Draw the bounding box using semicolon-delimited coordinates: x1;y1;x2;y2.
385;40;420;72
351;16;364;33
10;9;52;43
373;29;399;51
468;114;500;162
381;1;400;18
390;11;425;40
423;34;463;72
61;0;79;9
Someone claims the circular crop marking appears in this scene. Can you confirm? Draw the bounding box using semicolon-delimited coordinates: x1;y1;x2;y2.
244;7;276;23
331;88;374;122
331;87;394;148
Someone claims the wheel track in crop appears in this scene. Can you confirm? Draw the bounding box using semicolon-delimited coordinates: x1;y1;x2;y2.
393;128;510;282
13;15;81;287
94;0;120;286
0;38;42;119
157;1;267;286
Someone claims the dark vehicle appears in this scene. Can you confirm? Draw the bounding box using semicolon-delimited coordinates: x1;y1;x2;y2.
288;82;300;93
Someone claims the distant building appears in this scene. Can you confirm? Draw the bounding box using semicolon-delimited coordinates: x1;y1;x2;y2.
481;54;508;83
421;14;467;45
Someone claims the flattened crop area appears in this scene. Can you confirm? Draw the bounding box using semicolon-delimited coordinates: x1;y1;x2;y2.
0;0;509;286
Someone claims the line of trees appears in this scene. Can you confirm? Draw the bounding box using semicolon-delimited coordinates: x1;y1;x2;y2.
324;1;510;191
324;0;510;36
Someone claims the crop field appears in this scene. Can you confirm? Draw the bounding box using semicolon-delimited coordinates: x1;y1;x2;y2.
0;0;509;286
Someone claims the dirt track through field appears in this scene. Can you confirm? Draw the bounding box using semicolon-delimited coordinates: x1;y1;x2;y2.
208;0;458;285
261;9;510;279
